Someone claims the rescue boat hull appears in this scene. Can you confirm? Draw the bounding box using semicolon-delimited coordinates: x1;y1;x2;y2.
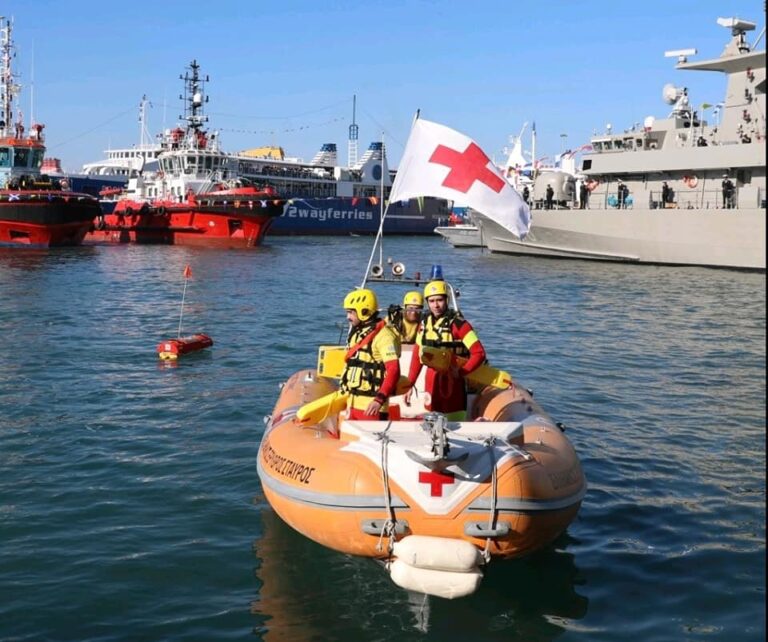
258;357;586;562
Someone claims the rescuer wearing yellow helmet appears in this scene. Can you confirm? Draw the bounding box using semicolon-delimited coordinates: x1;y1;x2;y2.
404;279;486;420
387;290;423;344
340;288;401;420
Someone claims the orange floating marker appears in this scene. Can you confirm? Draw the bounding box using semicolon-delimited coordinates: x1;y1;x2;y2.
156;264;213;359
157;334;213;360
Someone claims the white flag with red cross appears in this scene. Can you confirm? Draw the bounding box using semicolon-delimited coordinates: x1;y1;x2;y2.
389;118;531;239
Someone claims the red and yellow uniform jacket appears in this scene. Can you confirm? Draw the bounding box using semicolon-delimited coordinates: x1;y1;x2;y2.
340;319;401;412
408;311;486;416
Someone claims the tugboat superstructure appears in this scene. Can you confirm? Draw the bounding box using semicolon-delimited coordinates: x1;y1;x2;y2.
0;16;100;247
86;60;283;248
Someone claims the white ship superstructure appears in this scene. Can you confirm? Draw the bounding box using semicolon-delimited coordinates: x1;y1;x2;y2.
474;13;766;270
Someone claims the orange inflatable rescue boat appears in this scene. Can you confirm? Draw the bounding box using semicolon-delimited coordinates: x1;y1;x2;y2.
257;344;586;599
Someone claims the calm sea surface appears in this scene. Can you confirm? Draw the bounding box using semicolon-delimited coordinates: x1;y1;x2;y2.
0;236;764;642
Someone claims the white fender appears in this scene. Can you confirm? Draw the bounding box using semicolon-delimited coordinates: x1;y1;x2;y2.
389;559;483;599
392;535;483;572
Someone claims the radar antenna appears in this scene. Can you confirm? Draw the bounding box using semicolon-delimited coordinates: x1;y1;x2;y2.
664;47;697;63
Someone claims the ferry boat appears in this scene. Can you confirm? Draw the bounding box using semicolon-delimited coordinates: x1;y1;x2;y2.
79;96;449;234
472;13;766;271
41;157;127;200
85;61;283;248
80;95;162;183
0;18;101;248
242;141;450;235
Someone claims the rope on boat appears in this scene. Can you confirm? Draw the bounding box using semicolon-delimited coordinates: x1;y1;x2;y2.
374;420;397;555
481;435;499;565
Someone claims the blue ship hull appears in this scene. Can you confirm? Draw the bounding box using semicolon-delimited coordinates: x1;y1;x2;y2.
60;174;127;199
271;197;449;235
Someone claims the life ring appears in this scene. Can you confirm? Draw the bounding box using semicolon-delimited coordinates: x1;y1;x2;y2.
586;179;599;192
683;175;698;188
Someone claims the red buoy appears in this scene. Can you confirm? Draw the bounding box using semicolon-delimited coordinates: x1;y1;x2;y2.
157;334;213;360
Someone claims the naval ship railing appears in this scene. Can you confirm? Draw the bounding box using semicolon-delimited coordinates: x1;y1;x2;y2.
567;187;763;211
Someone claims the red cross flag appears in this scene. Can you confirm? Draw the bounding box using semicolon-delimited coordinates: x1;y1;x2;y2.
389;118;531;239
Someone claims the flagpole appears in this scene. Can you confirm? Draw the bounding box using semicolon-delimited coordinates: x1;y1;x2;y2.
378;130;385;270
177;265;191;338
177;278;188;338
361;112;420;288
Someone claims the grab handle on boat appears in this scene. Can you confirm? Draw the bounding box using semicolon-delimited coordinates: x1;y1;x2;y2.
361;519;409;536
464;521;511;538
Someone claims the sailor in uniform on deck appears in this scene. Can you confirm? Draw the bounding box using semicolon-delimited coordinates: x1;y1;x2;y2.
721;174;735;209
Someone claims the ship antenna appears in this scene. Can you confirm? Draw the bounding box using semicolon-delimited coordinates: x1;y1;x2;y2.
348;94;359;168
179;59;209;147
139;94;153;148
28;40;34;128
0;16;19;139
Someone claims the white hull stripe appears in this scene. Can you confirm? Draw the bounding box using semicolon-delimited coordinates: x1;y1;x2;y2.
258;459;585;513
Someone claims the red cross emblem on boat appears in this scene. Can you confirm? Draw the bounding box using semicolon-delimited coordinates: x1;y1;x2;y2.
418;470;455;497
429;143;504;194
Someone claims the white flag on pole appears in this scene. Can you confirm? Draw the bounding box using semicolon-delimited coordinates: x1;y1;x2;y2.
389;118;531;239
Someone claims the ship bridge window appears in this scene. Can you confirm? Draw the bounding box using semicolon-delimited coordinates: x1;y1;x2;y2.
205;156;213;170
13;147;30;167
0;147;10;167
31;149;44;168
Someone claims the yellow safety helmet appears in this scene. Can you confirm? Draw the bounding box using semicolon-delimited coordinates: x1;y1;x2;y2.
343;288;378;321
424;280;448;299
403;291;423;308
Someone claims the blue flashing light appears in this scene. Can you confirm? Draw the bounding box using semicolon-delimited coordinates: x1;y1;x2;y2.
430;264;444;281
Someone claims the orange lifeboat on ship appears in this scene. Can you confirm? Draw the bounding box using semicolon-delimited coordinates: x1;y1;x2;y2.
257;344;586;598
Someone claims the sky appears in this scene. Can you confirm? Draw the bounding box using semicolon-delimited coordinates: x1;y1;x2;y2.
4;0;765;172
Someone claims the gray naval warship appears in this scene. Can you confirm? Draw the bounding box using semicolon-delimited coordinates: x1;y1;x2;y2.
475;12;766;270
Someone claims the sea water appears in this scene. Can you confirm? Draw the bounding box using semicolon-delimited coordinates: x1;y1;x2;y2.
0;237;764;641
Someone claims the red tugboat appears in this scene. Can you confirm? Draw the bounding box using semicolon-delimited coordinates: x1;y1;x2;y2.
86;60;284;248
0;18;101;247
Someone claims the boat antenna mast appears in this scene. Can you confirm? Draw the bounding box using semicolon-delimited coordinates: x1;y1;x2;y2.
139;94;153;148
179;59;209;148
348;94;359;168
0;16;22;139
